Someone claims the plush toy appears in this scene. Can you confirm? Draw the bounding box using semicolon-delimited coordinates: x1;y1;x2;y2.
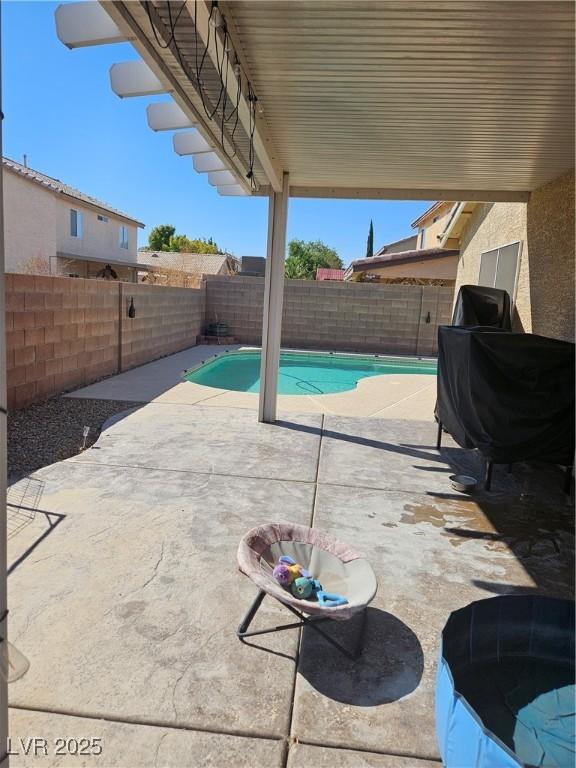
291;576;314;599
272;555;348;607
272;562;292;586
317;591;348;607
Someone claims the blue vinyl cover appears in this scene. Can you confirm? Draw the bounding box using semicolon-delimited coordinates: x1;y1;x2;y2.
436;645;522;767
435;596;575;768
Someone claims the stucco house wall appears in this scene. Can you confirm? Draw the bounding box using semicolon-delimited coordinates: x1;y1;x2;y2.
374;235;418;257
526;170;575;342
3;161;141;275
455;202;529;330
415;202;454;249
3;169;57;272
454;170;574;341
56;200;139;265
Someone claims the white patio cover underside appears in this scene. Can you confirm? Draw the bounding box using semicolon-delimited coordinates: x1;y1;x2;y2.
103;0;574;200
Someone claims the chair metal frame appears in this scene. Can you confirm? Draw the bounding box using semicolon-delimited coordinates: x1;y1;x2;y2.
237;588;368;660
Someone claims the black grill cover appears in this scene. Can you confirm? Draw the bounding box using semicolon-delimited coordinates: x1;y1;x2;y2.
437;326;575;464
451;285;512;329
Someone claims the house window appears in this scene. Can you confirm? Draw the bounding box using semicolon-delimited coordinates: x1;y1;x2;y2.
70;209;83;238
97;214;109;222
478;241;521;302
419;228;426;248
119;225;129;249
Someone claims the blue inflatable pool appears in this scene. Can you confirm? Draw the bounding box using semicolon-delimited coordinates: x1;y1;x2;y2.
436;596;575;768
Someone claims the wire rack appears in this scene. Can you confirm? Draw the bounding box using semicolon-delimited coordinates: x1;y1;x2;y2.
7;477;45;540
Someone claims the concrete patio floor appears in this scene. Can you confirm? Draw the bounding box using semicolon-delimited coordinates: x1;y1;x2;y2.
7;379;574;765
66;345;437;419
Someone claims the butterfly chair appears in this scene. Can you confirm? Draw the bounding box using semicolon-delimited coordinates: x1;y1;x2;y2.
237;522;378;660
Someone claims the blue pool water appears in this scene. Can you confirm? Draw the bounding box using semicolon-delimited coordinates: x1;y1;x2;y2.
184;350;436;395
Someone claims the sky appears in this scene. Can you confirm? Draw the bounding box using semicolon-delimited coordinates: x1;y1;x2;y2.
2;1;432;265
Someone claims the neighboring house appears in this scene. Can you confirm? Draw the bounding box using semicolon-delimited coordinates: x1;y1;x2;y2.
315;268;345;281
373;234;417;258
346;201;458;285
3;157;144;280
410;201;456;250
345;248;459;285
137;250;239;285
439;169;575;342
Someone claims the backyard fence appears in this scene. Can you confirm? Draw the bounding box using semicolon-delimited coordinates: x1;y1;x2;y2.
205;276;453;357
5;273;453;409
5;274;205;409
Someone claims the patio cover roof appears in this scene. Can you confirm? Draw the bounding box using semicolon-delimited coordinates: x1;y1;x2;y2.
57;1;575;202
53;0;575;425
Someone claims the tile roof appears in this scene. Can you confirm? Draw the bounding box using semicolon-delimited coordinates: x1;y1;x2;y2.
2;157;144;226
137;250;240;275
315;268;345;281
348;247;459;272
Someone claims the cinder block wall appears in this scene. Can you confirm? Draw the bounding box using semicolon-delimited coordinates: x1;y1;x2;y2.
6;275;119;409
5;275;204;409
206;276;453;355
6;273;449;410
120;283;205;371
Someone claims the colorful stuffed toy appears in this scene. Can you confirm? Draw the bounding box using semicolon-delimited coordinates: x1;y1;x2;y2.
272;555;348;607
272;555;311;586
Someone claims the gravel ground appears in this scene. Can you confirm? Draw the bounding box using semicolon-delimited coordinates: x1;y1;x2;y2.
8;397;141;483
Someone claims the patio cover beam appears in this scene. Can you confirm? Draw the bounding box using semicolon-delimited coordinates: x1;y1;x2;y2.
0;6;8;761
55;2;128;48
267;186;531;203
259;172;289;423
103;1;254;194
183;0;283;192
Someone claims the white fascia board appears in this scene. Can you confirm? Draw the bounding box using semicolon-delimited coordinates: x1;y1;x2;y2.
208;170;238;187
173;130;213;156
147;102;194;131
193;153;227;173
218;185;249;196
55;3;126;48
110;60;167;98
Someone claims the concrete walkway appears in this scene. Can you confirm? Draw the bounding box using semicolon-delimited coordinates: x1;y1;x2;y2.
7;401;573;765
66;345;437;419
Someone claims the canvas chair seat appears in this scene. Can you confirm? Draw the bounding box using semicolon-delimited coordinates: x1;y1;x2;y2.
237;522;377;621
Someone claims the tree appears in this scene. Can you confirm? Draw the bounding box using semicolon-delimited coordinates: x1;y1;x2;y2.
147;225;221;254
167;234;193;253
284;239;342;280
366;219;374;258
148;224;176;251
184;238;221;254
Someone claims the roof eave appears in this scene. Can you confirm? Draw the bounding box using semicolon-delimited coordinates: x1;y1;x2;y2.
3;159;144;227
438;202;479;247
410;200;451;229
351;249;459;271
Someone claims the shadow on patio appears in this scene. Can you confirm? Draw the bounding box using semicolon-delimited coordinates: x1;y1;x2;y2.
6;403;573;766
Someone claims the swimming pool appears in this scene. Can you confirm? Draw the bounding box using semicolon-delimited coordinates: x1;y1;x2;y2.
184;350;436;395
